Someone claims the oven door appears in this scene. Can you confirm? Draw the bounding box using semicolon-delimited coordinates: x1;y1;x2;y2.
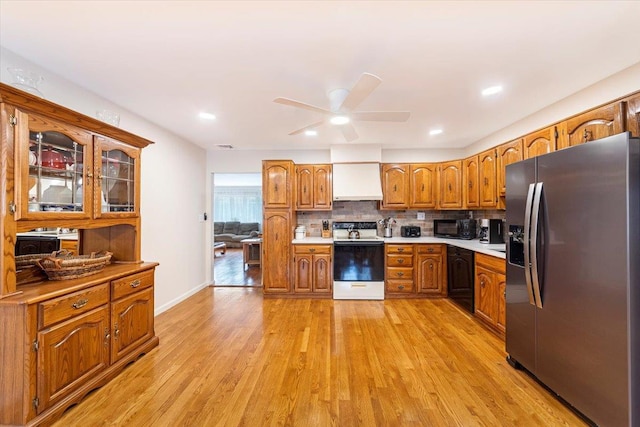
333;241;385;300
333;241;384;281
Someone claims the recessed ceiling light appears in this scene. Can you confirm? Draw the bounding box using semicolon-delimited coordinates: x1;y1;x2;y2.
429;129;443;136
330;116;350;125
304;130;318;136
482;85;503;96
198;112;216;120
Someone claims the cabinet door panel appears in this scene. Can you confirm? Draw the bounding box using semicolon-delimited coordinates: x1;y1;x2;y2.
463;156;479;209
111;287;154;363
263;161;293;208
295;166;313;210
410;163;437;208
626;94;640;138
558;102;624;148
497;273;506;334
381;164;409;209
38;306;109;412
497;139;523;207
94;137;140;218
439;161;462;209
14;109;93;220
417;254;443;295
294;254;313;293
474;266;496;326
524;126;556;159
313;254;332;293
479;149;497;208
263;210;292;292
313;165;332;210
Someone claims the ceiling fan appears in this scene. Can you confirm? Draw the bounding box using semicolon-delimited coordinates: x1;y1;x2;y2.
273;73;410;142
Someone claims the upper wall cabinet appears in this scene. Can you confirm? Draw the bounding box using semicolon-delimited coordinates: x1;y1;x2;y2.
523;126;557;159
625;94;640;138
409;163;438;209
463;155;479;209
295;164;332;211
496;139;523;207
439;161;463;209
556;102;624;149
381;164;410;209
94;136;140;218
478;148;497;208
263;160;294;209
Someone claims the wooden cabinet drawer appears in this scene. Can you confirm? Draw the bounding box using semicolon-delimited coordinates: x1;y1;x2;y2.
386;244;413;254
293;245;331;255
112;270;154;300
386;267;413;280
387;254;413;267
416;244;443;254
386;279;414;293
476;253;506;274
39;283;109;329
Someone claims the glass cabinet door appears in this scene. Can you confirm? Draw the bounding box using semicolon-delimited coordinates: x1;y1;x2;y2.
15;110;93;220
94;136;140;218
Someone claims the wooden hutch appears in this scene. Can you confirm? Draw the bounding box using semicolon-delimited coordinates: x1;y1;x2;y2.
0;83;158;426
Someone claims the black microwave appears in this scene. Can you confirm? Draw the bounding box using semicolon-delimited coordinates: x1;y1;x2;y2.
433;219;476;240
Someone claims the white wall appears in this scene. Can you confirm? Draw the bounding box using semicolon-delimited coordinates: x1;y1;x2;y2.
1;47;208;314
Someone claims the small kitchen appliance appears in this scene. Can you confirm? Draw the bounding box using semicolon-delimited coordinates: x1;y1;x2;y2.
479;219;503;244
400;226;421;237
294;225;306;240
433;219;476;240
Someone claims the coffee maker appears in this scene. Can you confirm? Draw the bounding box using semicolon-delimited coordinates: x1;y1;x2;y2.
479;219;504;244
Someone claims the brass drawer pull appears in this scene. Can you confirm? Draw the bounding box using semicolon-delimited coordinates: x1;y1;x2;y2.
130;279;141;288
72;299;88;309
397;259;404;264
397;272;404;277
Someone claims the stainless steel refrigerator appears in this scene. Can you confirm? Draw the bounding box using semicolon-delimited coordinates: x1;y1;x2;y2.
505;132;639;427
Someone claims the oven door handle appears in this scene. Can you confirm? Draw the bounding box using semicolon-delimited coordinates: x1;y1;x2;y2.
333;241;384;247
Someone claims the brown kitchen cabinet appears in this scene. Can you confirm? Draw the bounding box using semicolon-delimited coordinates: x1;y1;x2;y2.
293;244;332;294
385;244;414;294
380;163;410;209
523;126;557;159
496;138;523;209
556;102;624;149
463;155;480;209
478;148;497;208
416;244;446;296
295;164;332;211
262;160;294;209
409;163;438;209
439;160;463;209
262;209;293;293
0;83;158;426
474;253;506;338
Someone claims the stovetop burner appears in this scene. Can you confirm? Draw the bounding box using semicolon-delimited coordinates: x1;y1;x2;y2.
332;221;382;241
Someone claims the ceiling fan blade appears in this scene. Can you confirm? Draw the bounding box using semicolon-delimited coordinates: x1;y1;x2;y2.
288;120;325;136
274;97;332;115
351;111;411;122
340;122;359;142
339;73;382;112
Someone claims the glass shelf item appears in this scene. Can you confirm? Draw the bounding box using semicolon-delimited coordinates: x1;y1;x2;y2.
8;67;44;98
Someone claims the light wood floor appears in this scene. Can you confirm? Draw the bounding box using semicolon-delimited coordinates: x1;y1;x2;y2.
53;288;586;426
214;248;262;286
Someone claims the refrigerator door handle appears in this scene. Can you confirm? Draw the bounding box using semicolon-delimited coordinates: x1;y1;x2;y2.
523;183;536;306
531;182;544;308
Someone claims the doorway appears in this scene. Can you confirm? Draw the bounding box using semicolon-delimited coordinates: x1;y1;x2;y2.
211;173;262;286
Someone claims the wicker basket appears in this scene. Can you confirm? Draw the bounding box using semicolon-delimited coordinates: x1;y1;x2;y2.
35;251;113;281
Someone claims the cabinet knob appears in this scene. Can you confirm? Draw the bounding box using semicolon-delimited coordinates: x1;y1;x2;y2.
398;259;404;263
398;248;404;252
309;248;315;252
448;183;452;192
130;279;141;288
481;280;485;287
397;272;404;277
428;248;433;253
429;264;433;270
393;184;397;192
398;285;404;290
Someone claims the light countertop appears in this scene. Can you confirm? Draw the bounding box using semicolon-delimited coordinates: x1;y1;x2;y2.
292;236;506;259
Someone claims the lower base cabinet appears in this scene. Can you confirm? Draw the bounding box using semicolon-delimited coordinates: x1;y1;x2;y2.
0;264;159;426
293;244;332;294
385;244;446;297
474;253;506;337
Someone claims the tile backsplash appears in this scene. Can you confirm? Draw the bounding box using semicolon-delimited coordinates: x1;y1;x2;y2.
295;201;505;238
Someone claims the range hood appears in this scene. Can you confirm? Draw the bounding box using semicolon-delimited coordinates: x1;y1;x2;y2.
332;163;383;201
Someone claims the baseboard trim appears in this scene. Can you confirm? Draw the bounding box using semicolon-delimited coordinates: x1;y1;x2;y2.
155;281;209;315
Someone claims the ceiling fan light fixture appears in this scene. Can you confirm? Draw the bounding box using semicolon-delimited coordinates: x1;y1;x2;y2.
429;129;443;136
330;115;350;125
304;130;318;136
482;85;503;96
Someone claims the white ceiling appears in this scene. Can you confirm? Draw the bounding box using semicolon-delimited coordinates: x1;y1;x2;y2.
1;1;639;152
